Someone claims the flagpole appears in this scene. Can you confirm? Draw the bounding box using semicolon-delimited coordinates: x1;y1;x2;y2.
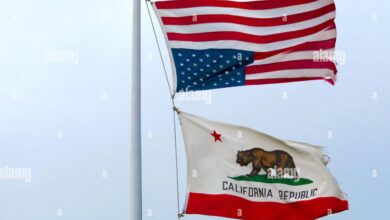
130;0;142;219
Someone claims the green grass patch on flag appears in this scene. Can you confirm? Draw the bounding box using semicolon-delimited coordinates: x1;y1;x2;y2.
229;174;313;186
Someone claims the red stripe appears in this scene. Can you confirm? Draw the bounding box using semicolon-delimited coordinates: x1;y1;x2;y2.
254;38;336;60
246;77;335;86
162;4;335;27
245;60;337;74
186;193;348;220
325;22;336;30
156;0;318;10
167;20;334;44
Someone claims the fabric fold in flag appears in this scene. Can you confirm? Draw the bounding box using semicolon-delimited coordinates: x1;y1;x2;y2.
179;112;348;220
152;0;338;92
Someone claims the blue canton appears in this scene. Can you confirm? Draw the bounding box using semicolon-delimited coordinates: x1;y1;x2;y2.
172;49;254;92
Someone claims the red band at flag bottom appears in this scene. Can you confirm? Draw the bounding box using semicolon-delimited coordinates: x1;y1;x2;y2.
186;193;349;220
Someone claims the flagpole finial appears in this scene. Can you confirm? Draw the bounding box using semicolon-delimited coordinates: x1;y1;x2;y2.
178;213;185;218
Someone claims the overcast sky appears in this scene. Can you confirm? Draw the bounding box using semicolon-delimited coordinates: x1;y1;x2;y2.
0;0;389;219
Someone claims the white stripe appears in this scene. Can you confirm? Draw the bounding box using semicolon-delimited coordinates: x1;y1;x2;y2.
168;29;336;52
156;0;334;19
245;69;336;80
164;12;335;36
252;50;335;65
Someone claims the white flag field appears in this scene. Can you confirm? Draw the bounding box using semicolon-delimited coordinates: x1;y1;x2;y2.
179;112;348;220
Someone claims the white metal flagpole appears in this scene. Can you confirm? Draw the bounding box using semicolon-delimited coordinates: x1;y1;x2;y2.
130;0;142;219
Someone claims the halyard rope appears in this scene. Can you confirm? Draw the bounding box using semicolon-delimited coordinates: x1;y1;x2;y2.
145;1;184;218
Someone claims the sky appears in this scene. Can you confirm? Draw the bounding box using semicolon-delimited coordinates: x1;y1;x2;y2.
0;0;389;219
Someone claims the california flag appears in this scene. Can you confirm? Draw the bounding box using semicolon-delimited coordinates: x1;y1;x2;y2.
179;112;348;220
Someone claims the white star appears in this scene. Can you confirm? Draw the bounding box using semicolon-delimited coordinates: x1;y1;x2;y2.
219;65;224;69
237;72;241;76
187;67;191;71
231;78;235;81
239;62;243;65
181;72;185;75
199;59;204;62
225;82;229;85
193;72;198;76
213;70;217;73
182;80;185;83
213;83;217;86
206;74;210;77
237;80;241;83
199;78;203;81
206;54;210;57
200;68;204;72
180;63;184;66
245;57;249;61
193;63;198;67
226;60;230;64
186;59;190;62
212;60;217;63
219;55;224;58
193;82;197;85
187;76;192;79
192;54;196;57
232;67;236;70
233;55;237;59
178;53;182;57
206;64;210;67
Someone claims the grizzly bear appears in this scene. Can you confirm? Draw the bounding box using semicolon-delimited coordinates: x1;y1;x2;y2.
236;148;297;178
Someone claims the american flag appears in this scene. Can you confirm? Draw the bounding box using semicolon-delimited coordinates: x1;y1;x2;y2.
152;0;337;92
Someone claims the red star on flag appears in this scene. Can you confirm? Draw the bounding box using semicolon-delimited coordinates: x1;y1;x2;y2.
210;130;222;142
